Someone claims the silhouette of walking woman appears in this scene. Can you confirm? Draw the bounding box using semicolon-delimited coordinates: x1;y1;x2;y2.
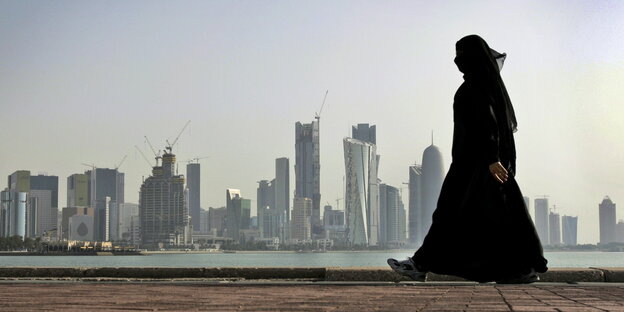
388;35;548;283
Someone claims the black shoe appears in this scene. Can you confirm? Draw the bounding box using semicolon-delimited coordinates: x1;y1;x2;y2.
387;257;427;282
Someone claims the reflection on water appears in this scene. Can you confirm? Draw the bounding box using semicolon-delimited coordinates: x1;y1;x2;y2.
0;251;622;268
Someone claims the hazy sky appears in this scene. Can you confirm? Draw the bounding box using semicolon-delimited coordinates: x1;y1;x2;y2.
1;1;623;244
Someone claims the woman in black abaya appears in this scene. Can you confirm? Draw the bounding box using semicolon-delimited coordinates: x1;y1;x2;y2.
388;35;548;283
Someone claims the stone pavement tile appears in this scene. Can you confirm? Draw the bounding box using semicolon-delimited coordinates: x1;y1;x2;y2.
511;306;558;311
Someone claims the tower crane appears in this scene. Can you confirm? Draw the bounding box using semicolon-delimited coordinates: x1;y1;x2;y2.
115;155;128;170
181;156;210;164
165;120;191;154
144;136;161;166
315;90;329;121
134;145;154;168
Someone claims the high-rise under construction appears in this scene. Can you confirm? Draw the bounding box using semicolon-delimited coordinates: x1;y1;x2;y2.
139;152;187;249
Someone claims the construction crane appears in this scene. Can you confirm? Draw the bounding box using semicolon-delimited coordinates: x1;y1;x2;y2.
134;145;154;168
81;163;96;171
165;120;191;154
335;198;343;211
144;136;161;166
181;156;210;164
115;155;128;170
315;90;329;120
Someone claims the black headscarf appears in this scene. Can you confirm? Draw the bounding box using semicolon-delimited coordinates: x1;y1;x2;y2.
454;35;518;134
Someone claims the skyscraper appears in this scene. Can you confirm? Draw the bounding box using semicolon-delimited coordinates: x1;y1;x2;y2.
4;171;30;237
379;183;402;247
561;215;578;246
139;152;187;249
86;168;124;241
67;174;89;207
549;211;561;245
343;137;379;246
295;121;321;234
225;189;243;241
534;197;549;245
352;123;376;144
408;165;423;246
257;180;278;238
421;144;444;236
186;163;201;232
274;157;290;241
291;197;312;241
599;196;616;244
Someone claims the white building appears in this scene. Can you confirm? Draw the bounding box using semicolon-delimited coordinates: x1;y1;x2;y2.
343;137;379;246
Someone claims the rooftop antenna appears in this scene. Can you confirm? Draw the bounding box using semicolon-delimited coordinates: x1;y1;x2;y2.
431;130;434;145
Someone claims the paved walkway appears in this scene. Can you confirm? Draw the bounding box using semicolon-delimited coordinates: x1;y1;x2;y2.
1;282;624;311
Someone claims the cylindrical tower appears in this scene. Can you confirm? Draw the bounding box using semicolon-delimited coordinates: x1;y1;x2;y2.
421;144;444;236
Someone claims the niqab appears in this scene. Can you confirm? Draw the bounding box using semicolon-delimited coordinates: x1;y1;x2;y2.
454;35;517;134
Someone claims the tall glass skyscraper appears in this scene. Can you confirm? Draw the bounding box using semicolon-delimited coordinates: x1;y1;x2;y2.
343;137;379;246
295;121;321;234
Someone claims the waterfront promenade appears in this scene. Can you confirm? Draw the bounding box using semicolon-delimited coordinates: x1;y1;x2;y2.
1;267;624;311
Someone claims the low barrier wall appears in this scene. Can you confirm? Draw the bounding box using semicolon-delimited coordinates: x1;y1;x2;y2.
0;267;622;282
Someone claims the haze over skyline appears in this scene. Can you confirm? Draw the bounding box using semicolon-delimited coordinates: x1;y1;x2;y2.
1;1;623;244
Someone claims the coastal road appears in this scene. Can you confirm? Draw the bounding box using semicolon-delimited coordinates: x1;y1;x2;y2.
1;281;624;311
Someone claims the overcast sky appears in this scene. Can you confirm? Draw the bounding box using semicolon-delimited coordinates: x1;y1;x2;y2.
1;0;623;244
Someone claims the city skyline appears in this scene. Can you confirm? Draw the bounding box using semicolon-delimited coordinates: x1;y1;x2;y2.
2;1;623;244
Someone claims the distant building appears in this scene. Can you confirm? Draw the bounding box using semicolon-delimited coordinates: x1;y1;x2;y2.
291;197;312;241
68;214;94;241
186;163;201;232
343;137;379;246
30;174;59;236
379;184;403;247
257;180;275;238
549;211;561;246
27;190;52;237
561;215;578;246
139;152;187;249
86;168;124;241
534;197;549;245
274;157;290;241
421;144;444;237
352;123;376;144
67;174;89;207
323;205;344;230
117;203;138;241
199;209;210;234
408;165;423;246
208;207;227;236
295;121;321;235
3;179;28;238
61;207;95;240
599;196;617;244
225;189;251;242
399;199;407;243
617;221;624;243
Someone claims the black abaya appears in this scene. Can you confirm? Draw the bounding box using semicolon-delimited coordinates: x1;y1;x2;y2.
411;39;548;282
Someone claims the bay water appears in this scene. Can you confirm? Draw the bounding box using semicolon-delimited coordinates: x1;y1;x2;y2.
0;251;622;268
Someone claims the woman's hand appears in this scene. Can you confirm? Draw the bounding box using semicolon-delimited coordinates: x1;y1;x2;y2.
489;162;508;184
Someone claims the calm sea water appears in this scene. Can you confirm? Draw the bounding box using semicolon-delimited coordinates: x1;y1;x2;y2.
0;251;622;268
